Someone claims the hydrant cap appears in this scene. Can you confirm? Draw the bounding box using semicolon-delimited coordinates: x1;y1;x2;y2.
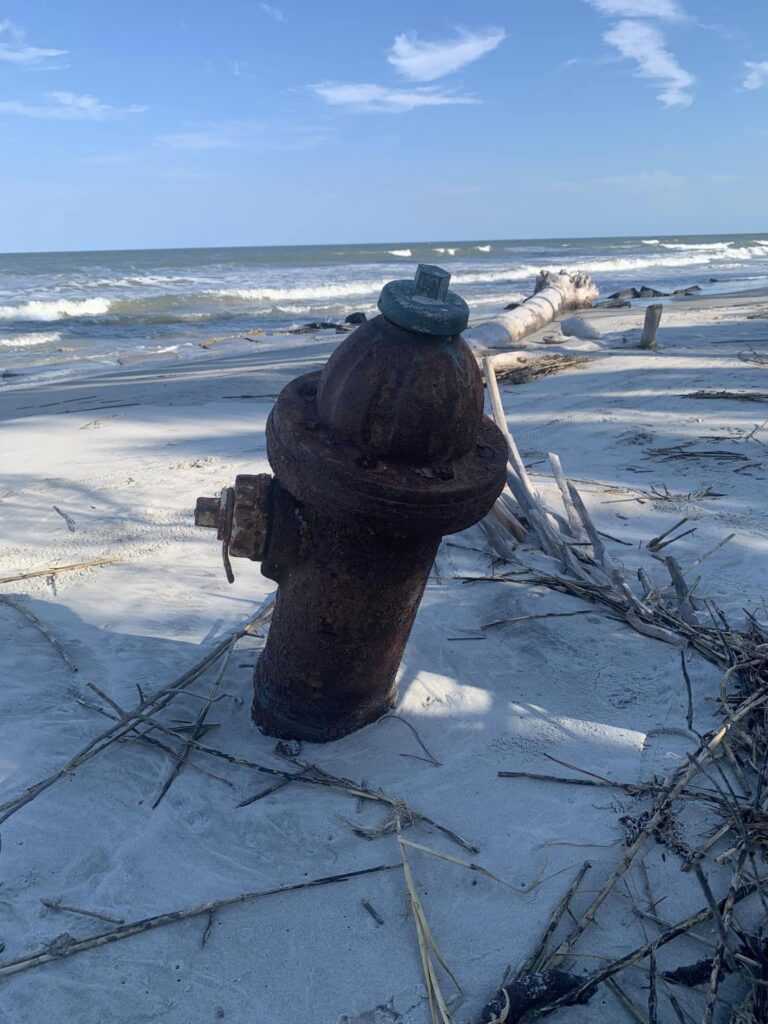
378;264;470;337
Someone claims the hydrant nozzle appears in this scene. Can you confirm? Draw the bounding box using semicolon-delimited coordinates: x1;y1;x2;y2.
193;266;507;742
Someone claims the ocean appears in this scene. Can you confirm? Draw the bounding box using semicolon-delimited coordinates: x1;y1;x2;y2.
1;233;767;381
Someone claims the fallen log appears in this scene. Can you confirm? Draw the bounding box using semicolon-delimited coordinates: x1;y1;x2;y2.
465;270;598;351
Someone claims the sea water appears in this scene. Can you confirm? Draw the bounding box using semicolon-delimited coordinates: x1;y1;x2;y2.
1;233;767;381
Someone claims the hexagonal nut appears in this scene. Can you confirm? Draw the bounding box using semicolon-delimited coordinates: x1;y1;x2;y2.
195;496;221;529
229;473;273;560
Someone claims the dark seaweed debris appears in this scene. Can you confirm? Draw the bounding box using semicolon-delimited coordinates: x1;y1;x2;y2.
479;970;596;1022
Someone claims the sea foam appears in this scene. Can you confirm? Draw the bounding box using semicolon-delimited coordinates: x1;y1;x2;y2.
0;298;111;322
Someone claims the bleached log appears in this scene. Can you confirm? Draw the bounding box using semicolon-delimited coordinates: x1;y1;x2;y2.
640;304;663;350
466;270;598;351
485;351;529;375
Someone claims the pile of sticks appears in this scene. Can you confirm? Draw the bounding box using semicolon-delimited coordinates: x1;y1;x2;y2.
476;358;768;1023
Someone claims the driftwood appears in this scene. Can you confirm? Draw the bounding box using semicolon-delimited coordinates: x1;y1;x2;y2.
466;270;598;351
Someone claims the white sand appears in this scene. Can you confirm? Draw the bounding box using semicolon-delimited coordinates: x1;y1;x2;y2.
1;292;767;1023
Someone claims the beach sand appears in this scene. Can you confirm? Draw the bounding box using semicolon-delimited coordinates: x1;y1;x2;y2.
1;290;767;1022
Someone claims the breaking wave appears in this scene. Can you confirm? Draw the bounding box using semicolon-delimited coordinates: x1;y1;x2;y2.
210;281;390;303
659;241;734;251
0;298;112;322
387;249;412;257
0;331;62;348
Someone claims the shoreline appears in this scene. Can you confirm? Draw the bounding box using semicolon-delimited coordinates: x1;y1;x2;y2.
4;279;768;396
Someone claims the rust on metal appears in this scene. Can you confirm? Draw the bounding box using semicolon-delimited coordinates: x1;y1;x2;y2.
194;266;507;742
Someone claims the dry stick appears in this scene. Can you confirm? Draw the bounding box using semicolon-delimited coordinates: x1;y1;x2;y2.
0;557;119;587
665;557;699;625
496;770;729;806
648;950;658;1024
648;517;689;551
397;831;461;1024
703;850;748;1024
650;528;697;554
152;640;235;808
0;596;274;825
237;775;301;807
361;899;384;926
483;356;536;510
41;899;125;925
83;694;234;789
608;978;650;1024
692;865;735;956
686;533;736;570
233;757;478;853
549;686;768;963
378;714;441;767
483;356;570;556
529;879;760;1018
482;610;595;630
521;861;592;975
667;993;695;1024
0;862;400;980
201;911;215;948
548;452;585;541
0;595;77;672
680;648;695;733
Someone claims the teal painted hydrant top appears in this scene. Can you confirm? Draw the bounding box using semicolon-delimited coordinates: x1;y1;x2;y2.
377;263;470;337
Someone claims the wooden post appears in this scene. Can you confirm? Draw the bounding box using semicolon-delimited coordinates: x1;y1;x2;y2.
640;304;663;350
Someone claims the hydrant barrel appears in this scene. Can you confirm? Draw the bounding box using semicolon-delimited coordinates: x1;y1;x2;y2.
194;265;508;742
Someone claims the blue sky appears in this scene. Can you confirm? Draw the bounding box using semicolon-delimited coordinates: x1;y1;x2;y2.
0;1;766;252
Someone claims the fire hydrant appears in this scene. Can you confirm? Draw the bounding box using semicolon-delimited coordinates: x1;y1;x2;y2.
194;265;507;741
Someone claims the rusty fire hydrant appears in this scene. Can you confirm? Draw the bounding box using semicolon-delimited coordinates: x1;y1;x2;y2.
194;265;507;741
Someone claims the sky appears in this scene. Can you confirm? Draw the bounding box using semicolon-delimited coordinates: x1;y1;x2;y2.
0;1;766;252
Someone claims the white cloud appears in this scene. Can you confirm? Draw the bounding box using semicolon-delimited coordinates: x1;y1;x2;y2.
0;19;66;65
312;82;479;113
387;28;505;82
259;3;285;22
0;91;146;120
586;0;685;20
743;61;768;91
604;19;694;106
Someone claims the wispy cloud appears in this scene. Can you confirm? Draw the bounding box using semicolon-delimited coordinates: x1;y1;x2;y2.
157;120;328;151
603;20;694;106
259;2;285;22
585;0;685;21
598;170;687;189
0;91;146;120
743;61;768;91
0;19;67;66
387;27;505;82
158;128;240;150
311;82;479;113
